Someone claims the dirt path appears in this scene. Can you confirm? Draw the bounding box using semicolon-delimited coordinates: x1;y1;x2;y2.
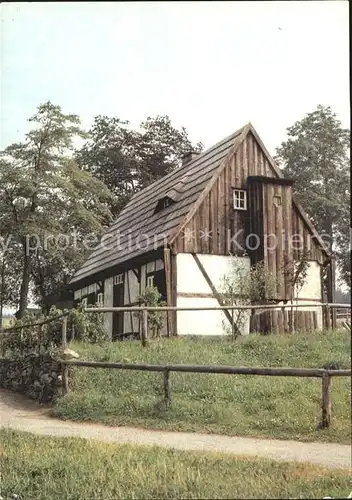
1;389;351;470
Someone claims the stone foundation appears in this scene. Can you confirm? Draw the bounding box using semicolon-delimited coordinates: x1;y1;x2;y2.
0;354;62;403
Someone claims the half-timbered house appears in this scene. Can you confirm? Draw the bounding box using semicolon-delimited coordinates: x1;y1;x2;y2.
69;123;333;337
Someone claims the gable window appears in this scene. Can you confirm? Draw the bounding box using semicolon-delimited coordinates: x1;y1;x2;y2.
82;297;88;307
233;189;247;210
273;195;282;207
146;275;154;288
154;196;174;214
114;274;124;285
97;293;104;306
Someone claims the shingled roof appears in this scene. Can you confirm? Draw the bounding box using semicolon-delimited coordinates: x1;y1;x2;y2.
71;122;330;285
70;125;247;284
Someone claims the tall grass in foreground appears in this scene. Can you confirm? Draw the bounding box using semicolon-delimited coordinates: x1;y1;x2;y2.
54;329;351;444
1;429;350;500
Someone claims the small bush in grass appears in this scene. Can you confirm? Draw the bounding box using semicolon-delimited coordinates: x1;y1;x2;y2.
136;286;166;338
219;257;279;338
69;304;109;343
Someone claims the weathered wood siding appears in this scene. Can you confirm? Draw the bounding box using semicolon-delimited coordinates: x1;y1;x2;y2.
173;131;325;269
174;132;274;254
291;205;325;264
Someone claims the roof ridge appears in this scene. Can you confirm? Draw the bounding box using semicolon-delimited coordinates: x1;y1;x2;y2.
119;124;246;211
70;123;249;283
168;124;251;245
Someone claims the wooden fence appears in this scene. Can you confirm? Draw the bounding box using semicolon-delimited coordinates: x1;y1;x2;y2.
1;303;349;431
84;302;350;341
60;304;351;430
61;356;350;430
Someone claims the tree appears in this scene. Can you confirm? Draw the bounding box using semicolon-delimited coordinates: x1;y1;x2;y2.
275;105;350;289
75;114;203;215
0;102;113;317
136;285;166;339
281;252;310;333
219;258;279;338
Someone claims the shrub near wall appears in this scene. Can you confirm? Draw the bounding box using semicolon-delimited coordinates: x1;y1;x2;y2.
0;306;108;403
0;354;61;403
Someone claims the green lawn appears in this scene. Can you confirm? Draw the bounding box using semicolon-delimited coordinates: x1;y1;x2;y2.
1;428;350;500
54;329;351;444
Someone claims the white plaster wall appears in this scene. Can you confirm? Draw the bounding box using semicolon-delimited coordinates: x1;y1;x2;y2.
123;269;140;334
176;254;251;336
273;261;323;329
155;259;164;271
140;264;146;294
295;261;323;329
146;261;155;273
123;270;139;304
296;261;322;300
103;277;113;337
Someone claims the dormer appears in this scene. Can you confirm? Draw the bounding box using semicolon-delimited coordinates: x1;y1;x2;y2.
154;196;174;214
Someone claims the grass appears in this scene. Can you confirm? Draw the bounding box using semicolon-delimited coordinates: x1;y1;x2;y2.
54;329;351;444
1;428;351;500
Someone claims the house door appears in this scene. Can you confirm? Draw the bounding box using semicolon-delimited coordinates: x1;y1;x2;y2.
113;282;124;340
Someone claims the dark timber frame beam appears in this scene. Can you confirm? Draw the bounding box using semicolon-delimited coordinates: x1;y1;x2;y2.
164;247;172;336
191;253;241;335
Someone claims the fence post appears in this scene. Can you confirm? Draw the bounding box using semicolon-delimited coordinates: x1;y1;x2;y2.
324;305;331;330
61;316;69;395
163;369;171;404
20;327;23;356
0;327;4;357
141;308;148;347
231;308;235;338
321;371;332;428
331;305;337;330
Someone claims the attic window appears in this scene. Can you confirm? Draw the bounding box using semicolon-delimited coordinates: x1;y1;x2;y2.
273;195;282;207
233;189;247;210
154;196;174;214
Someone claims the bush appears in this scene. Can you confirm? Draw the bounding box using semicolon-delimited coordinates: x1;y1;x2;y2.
219;258;279;338
1;305;109;360
69;304;109;343
136;286;166;338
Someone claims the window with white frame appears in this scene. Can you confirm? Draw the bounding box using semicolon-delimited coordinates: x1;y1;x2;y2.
97;293;104;306
146;275;154;288
82;297;88;307
233;189;247;210
114;273;124;285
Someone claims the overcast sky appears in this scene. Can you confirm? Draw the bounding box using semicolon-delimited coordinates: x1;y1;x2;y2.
0;1;349;156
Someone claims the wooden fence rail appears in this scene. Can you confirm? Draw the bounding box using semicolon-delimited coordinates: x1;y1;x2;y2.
84;303;351;313
61;358;351;429
83;302;350;343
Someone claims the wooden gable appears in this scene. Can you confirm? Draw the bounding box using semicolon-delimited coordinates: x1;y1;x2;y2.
71;122;329;294
170;128;329;300
70;126;246;285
